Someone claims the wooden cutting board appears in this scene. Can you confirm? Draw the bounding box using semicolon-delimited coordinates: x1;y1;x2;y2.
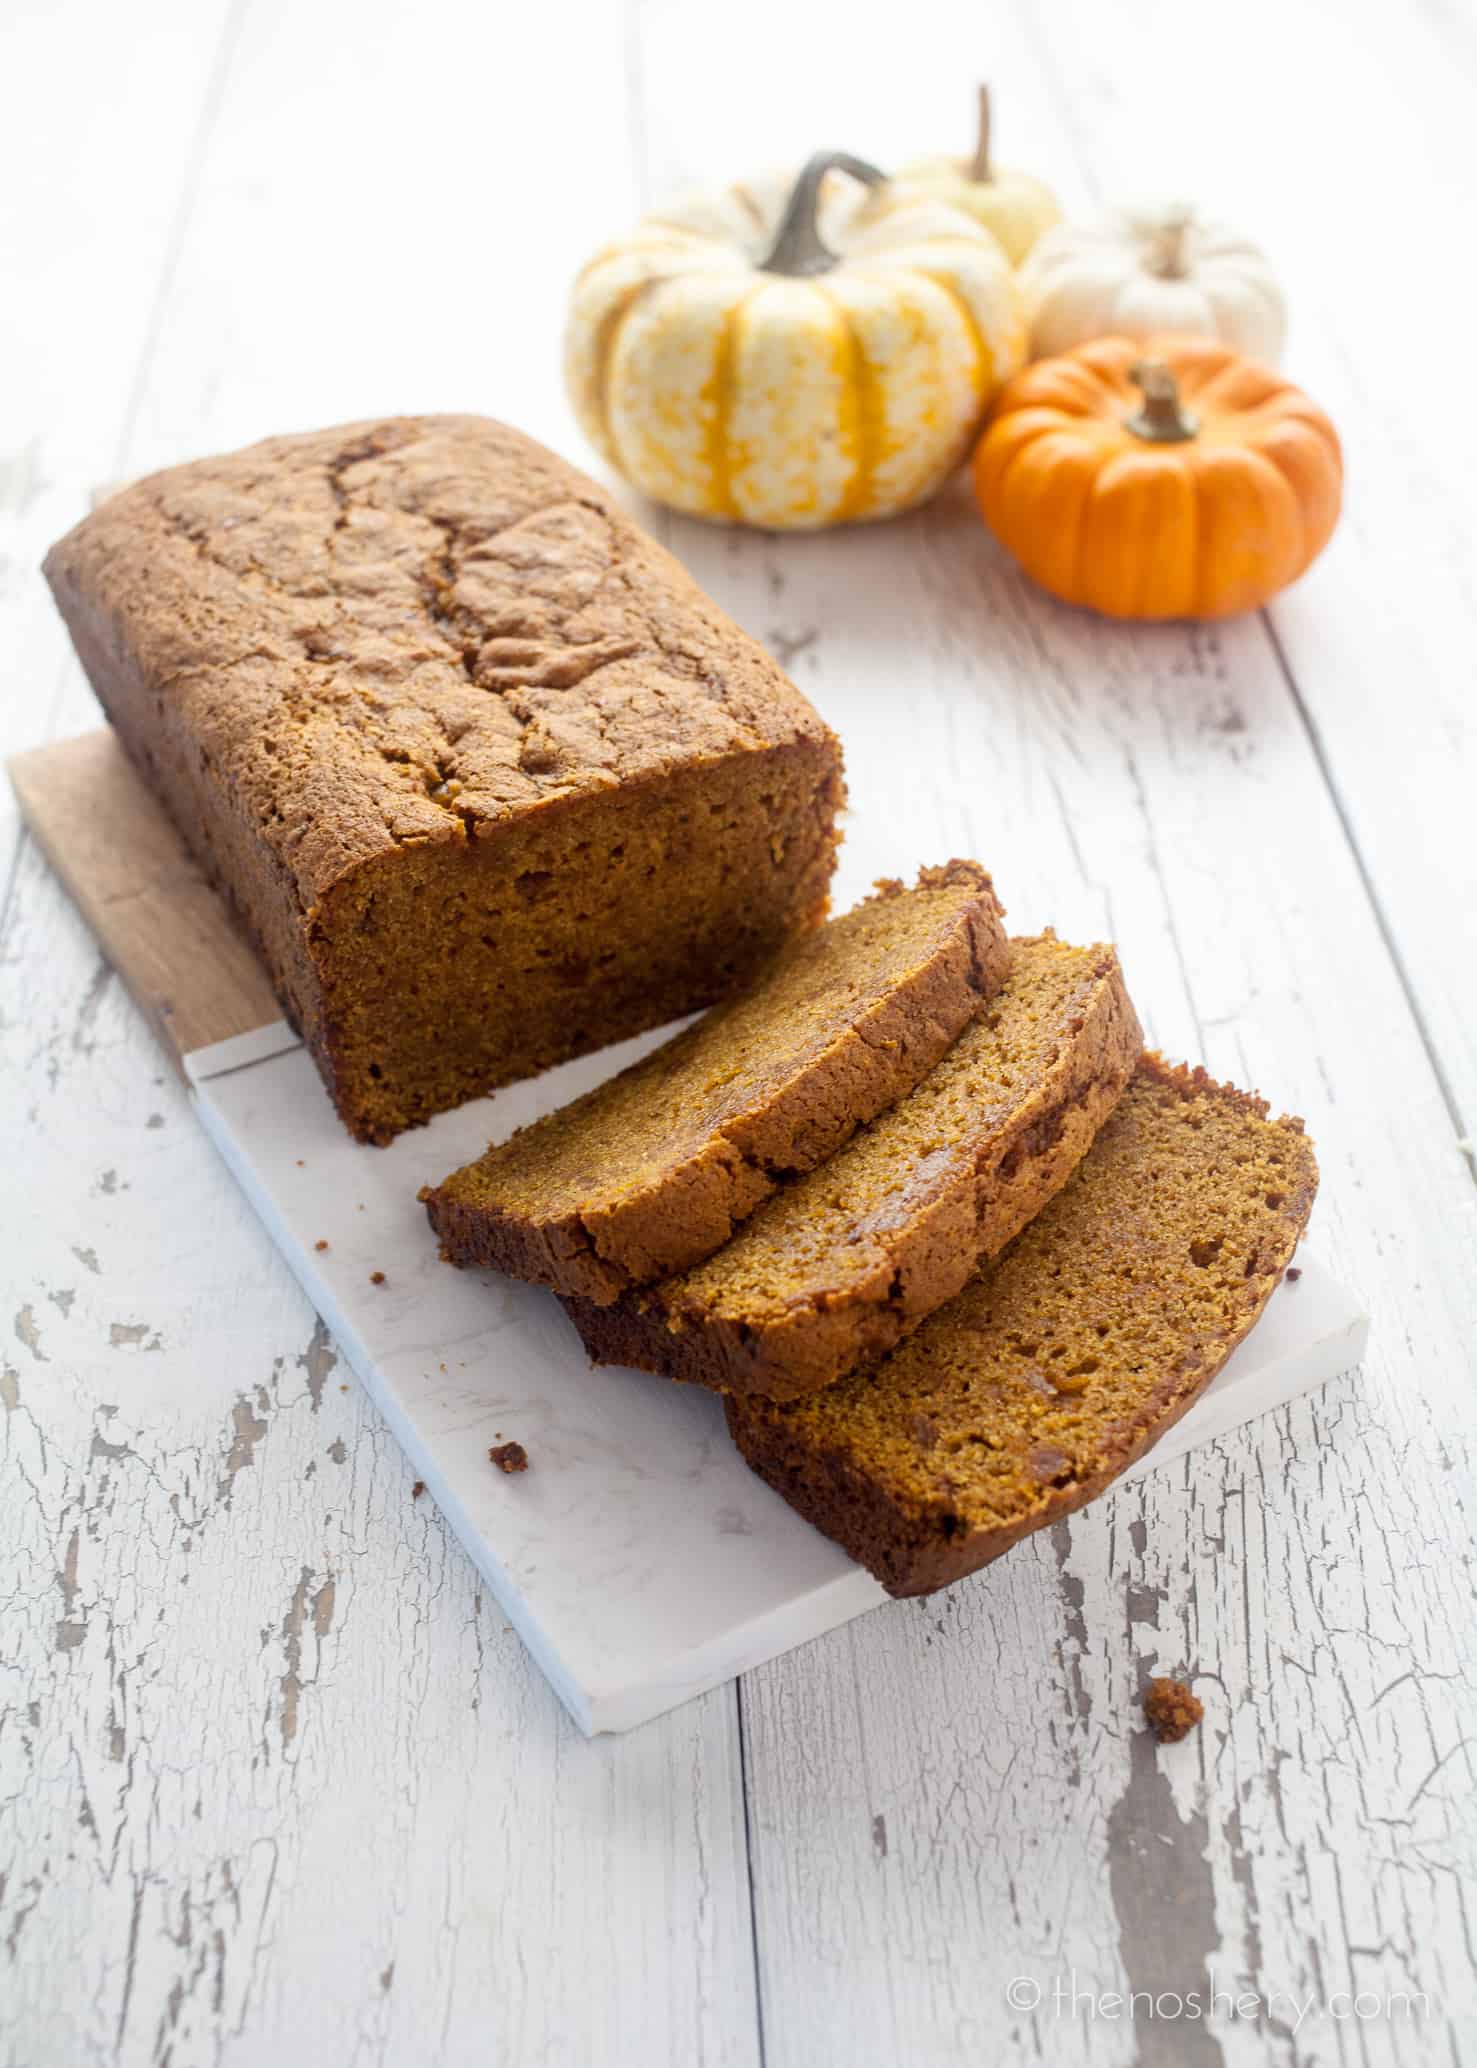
9;728;280;1067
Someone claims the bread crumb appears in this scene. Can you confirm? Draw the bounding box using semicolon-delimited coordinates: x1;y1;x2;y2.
314;1239;329;1252
1285;1265;1301;1282
369;1270;385;1285
489;1441;529;1475
411;1480;425;1499
1143;1676;1203;1743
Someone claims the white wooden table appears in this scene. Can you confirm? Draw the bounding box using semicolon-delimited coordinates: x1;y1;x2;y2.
3;3;1474;2062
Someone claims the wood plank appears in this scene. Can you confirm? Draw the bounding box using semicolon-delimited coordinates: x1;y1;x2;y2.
0;0;763;2061
115;0;618;479
6;0;1476;2060
8;730;281;1067
1018;0;1477;1149
629;5;1477;2061
0;842;759;2068
0;0;240;848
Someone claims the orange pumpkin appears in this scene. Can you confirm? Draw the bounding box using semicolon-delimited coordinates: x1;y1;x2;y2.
971;334;1342;620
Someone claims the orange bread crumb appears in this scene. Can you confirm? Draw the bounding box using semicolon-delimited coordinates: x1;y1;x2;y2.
1143;1677;1204;1743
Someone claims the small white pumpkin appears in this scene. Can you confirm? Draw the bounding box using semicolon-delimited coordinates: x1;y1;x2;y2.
565;153;1025;530
1019;203;1287;364
894;86;1062;267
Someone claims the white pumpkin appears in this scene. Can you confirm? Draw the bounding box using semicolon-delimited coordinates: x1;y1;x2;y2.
565;153;1026;530
1019;203;1287;364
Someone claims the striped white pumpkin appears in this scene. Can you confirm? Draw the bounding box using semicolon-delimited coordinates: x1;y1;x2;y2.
565;158;1026;530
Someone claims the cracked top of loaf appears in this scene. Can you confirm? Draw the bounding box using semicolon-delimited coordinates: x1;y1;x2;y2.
44;416;834;906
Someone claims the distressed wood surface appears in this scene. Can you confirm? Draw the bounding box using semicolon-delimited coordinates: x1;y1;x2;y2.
3;3;1474;2065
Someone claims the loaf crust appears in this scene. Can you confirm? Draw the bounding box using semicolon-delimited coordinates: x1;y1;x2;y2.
425;862;1009;1301
44;417;845;1139
726;1056;1318;1596
565;935;1140;1395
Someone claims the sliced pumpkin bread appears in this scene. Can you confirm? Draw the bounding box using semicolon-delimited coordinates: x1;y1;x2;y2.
726;1056;1318;1596
564;934;1141;1398
424;862;1009;1303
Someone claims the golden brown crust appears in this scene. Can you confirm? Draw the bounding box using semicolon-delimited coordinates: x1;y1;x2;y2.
44;416;845;1139
425;864;1010;1300
726;1055;1318;1595
562;943;1141;1397
566;936;1141;1395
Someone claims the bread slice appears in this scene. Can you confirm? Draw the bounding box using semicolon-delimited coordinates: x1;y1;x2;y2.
727;1057;1318;1597
424;863;1010;1303
564;934;1140;1399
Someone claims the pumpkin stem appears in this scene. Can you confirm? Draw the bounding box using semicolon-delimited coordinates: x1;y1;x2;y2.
970;83;993;183
759;151;889;277
1145;207;1193;280
1126;361;1199;443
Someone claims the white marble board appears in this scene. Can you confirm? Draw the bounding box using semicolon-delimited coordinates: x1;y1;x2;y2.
187;1016;1370;1736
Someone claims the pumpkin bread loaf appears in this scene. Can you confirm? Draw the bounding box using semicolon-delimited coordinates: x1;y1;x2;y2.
44;416;845;1141
727;1057;1317;1596
565;934;1140;1398
425;863;1010;1303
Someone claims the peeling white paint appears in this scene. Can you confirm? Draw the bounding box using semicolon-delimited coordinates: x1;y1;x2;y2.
3;3;1476;2064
